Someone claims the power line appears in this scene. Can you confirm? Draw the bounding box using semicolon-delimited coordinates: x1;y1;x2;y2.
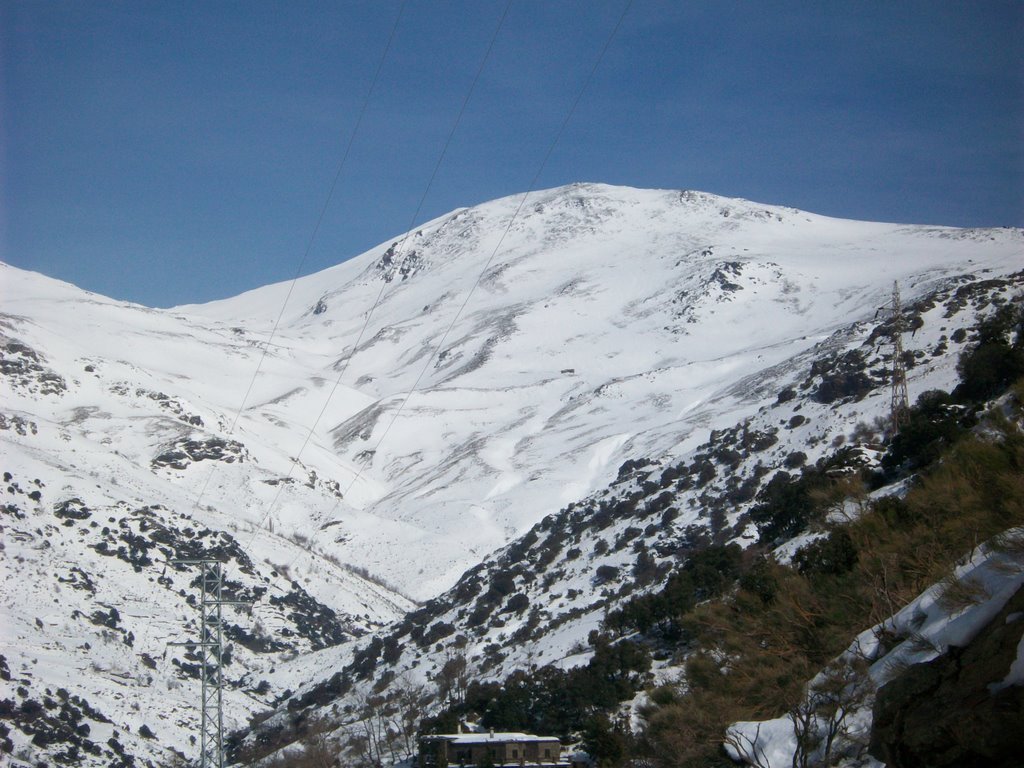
242;0;514;557
370;0;635;457
189;0;408;517
282;0;635;573
166;13;407;762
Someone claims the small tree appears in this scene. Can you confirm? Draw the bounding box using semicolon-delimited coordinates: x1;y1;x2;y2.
789;658;874;768
583;713;629;767
389;674;429;762
724;722;772;768
300;730;340;768
435;652;469;708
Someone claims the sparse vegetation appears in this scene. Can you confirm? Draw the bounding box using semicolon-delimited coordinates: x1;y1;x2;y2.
635;380;1024;766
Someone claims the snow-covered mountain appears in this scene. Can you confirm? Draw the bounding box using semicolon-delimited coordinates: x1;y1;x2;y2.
238;257;1024;765
146;183;1024;598
1;183;1021;766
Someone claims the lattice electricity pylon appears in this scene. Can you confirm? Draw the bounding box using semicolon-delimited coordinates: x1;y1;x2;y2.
888;281;911;430
170;559;251;768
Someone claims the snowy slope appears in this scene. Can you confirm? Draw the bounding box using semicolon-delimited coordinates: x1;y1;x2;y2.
176;183;1022;599
0;287;414;763
242;265;1024;758
2;183;1021;766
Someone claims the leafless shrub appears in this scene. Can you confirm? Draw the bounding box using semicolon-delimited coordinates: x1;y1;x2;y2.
880;654;911;682
990;528;1024;559
724;722;772;768
936;572;991;613
905;631;941;655
790;658;874;768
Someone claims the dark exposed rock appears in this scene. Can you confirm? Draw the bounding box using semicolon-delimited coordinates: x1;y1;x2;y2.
55;566;96;595
376;242;425;282
54;497;92;521
0;338;67;395
0;502;24;519
269;585;351;650
89;606;121;630
225;622;288;654
870;584;1024;768
0;689;114;765
804;349;876;404
133;387;204;426
0;412;38;435
709;261;744;293
152;436;247;469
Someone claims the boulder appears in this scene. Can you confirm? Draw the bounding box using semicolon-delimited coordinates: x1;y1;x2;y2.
870;585;1024;768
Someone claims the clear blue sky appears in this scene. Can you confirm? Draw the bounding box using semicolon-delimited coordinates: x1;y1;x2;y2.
3;1;1021;307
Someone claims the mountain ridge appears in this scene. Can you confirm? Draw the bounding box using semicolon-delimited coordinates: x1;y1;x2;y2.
1;183;1022;765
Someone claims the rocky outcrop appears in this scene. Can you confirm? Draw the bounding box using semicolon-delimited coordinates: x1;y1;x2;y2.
870;585;1024;768
1;337;67;396
151;436;247;469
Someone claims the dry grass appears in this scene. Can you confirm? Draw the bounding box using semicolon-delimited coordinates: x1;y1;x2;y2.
990;527;1024;558
936;572;991;613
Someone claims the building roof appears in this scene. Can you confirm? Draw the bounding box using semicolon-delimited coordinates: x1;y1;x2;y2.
424;731;559;745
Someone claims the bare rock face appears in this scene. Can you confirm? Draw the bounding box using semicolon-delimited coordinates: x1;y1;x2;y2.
870;585;1024;768
151;436;247;469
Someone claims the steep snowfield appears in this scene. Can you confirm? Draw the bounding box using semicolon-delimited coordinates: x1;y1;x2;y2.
176;183;1021;598
247;260;1023;766
1;183;1021;765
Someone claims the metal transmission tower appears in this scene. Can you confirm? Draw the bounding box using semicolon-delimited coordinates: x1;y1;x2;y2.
170;559;251;768
888;281;911;430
